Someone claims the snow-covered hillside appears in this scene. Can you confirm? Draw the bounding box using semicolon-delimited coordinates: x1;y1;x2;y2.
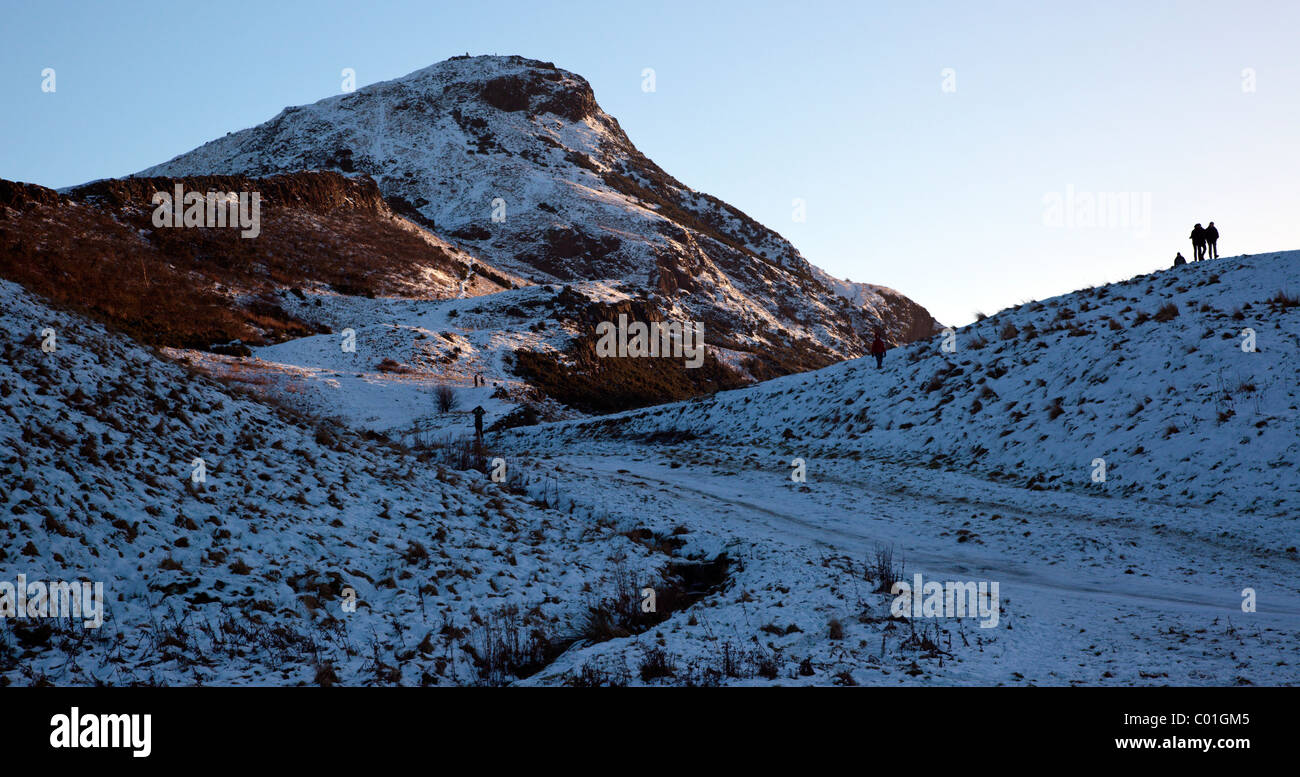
166;281;594;438
4;248;1298;686
0;279;677;685
167;275;800;439
515;252;1300;519
137;55;941;365
0;281;975;686
479;251;1300;685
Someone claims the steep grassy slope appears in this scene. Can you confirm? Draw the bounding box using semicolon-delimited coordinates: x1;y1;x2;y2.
0;172;521;350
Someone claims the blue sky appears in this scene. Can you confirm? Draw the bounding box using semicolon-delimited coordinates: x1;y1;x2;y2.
3;0;1298;324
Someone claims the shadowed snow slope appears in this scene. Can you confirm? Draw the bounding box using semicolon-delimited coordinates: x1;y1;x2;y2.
4;251;1298;685
0;279;672;685
2;280;1023;687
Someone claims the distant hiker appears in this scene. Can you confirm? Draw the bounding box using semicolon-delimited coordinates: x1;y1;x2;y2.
870;330;887;369
1205;222;1220;259
472;405;485;446
1190;223;1207;261
1173;252;1186;267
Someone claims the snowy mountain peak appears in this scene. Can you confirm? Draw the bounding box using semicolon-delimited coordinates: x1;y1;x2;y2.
138;55;941;375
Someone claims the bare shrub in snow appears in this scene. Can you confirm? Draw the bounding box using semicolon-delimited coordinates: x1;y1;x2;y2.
1266;289;1300;309
435;384;458;413
1153;303;1180;322
867;543;905;593
436;434;480;470
638;645;676;682
473;604;564;686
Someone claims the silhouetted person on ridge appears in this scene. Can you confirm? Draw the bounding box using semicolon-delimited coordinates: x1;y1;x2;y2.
870;330;887;369
1190;223;1207;261
1173;252;1186;267
1206;222;1220;259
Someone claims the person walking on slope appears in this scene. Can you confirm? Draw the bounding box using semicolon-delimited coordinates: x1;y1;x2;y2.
870;330;888;369
1190;223;1207;261
1205;222;1220;259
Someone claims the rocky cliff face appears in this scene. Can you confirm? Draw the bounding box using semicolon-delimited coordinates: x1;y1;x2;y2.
138;55;942;369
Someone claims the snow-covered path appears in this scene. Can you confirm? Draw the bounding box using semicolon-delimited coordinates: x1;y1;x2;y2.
510;440;1300;685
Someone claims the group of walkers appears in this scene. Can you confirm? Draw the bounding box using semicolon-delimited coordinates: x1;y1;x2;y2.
1174;222;1220;266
